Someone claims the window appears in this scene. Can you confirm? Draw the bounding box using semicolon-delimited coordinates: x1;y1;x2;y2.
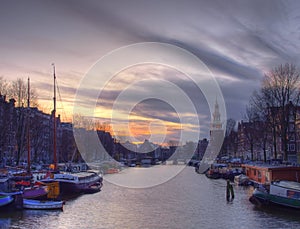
287;155;297;163
265;172;270;183
289;144;295;152
289;134;295;141
258;171;261;178
258;171;262;182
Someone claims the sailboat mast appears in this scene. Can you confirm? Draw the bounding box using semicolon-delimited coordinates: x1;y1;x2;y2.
52;64;57;171
27;77;30;174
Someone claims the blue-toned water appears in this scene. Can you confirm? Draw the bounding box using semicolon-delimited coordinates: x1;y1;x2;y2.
1;166;300;229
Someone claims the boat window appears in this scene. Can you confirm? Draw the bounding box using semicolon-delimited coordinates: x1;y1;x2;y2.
287;190;300;199
257;171;261;182
257;171;261;177
265;172;270;183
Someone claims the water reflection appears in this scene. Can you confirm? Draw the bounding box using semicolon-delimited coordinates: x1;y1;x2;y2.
1;166;300;229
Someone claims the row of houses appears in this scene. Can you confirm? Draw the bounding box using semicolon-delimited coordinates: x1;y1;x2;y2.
12;90;299;166
0;94;211;167
224;102;300;164
0;94;78;166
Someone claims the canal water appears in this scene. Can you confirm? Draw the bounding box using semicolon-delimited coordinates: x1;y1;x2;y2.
1;166;300;229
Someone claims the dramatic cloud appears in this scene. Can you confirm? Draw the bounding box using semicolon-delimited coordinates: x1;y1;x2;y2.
1;0;299;140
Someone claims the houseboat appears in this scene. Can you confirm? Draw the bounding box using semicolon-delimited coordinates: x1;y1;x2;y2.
249;180;300;209
242;164;300;185
42;170;102;196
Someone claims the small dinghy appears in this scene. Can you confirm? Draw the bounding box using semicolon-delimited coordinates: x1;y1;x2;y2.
23;199;64;210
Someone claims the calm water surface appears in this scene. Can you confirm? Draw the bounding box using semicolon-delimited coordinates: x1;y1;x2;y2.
1;166;300;229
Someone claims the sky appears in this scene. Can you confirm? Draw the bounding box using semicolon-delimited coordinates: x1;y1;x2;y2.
1;0;300;144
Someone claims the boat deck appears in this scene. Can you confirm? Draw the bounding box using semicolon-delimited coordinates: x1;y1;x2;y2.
273;181;300;191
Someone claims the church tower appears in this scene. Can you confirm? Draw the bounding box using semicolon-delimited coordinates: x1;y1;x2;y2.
196;98;225;172
209;98;224;158
211;98;222;130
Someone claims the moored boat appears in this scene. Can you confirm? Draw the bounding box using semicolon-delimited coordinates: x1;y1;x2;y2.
205;169;221;179
249;180;300;209
0;191;24;210
234;174;251;186
40;66;103;197
42;170;102;196
205;163;227;179
23;199;64;210
0;195;14;207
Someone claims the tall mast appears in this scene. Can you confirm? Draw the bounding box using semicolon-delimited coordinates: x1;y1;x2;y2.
27;77;30;174
52;63;57;171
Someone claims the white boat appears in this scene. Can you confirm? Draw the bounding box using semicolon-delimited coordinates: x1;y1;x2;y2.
23;199;64;210
249;180;300;209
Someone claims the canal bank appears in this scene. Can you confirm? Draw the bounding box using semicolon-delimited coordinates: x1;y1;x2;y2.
1;166;300;229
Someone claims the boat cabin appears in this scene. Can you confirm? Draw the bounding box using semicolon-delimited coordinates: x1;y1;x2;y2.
270;180;300;198
242;164;300;185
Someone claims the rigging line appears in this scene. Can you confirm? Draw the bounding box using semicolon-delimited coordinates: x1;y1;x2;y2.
55;77;68;122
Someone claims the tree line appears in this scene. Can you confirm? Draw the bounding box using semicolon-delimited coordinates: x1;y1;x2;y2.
225;63;300;162
0;76;38;108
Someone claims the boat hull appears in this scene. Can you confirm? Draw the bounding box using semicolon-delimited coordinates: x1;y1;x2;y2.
83;182;103;194
0;192;24;210
23;199;63;210
205;172;221;179
58;177;102;195
0;195;14;207
250;189;300;209
42;171;103;197
22;186;49;200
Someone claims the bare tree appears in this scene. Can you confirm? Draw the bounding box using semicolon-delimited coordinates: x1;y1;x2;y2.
7;78;38;108
222;119;237;157
8;78;39;165
226;119;236;137
257;63;300;160
242;105;260;160
250;90;274;162
0;76;8;95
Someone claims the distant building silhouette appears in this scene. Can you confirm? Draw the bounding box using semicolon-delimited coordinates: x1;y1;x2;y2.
204;99;225;162
211;99;224;155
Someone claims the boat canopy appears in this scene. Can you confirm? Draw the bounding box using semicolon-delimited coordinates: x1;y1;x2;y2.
272;180;300;191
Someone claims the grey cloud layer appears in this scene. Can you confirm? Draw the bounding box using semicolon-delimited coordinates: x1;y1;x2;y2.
1;0;300;138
